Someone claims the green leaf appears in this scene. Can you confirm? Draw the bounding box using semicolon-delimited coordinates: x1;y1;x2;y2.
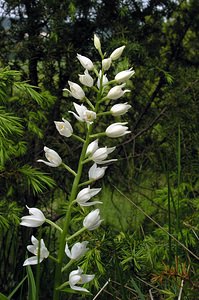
130;277;145;300
8;275;28;300
26;265;36;300
0;292;9;300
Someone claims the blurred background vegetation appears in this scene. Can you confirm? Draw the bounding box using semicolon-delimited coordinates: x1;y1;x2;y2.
0;0;198;299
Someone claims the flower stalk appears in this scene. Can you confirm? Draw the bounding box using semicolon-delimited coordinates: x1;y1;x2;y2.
53;125;94;300
45;219;63;233
20;33;133;300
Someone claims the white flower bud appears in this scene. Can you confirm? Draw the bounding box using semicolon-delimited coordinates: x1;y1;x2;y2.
115;68;135;83
76;186;102;206
110;45;125;60
106;122;131;138
88;163;107;181
65;241;89;260
86;139;99;156
63;81;85;100
54;118;73;137
107;83;130;100
83;209;102;230
102;58;112;71
20;206;46;228
37;146;62;167
77;54;94;71
110;102;131;116
79;69;94;87
94;34;101;51
91;147;117;164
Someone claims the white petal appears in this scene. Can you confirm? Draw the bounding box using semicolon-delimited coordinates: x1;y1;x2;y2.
86;139;99;156
110;46;125;60
37;159;59;167
28;207;45;219
80;200;102;207
68;111;83;122
65;243;72;259
80;274;95;284
23;256;43;266
71;241;89;259
20;216;44;227
96;159;117;165
70;284;90;293
27;245;37;255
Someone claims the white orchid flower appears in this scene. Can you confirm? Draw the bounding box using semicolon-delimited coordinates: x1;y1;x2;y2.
106;122;131;138
88;163;107;181
79;70;94;87
107;83;130;100
63;81;85;100
110;45;125;60
54;118;73;137
115;68;135;83
110;102;131;116
20;206;45;228
23;235;49;266
86;140;117;164
37;146;62;167
77;54;94;71
83;208;102;231
76;186;102;206
69;266;95;292
65;241;89;260
69;103;96;124
91;147;117;164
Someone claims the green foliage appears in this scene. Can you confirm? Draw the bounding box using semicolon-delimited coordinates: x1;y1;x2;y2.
26;266;36;300
0;107;23;137
19;165;56;195
0;292;9;300
0;0;198;298
0;67;57;295
0;200;21;230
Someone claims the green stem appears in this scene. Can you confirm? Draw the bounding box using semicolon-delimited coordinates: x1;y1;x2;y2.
66;227;86;242
91;86;99;93
90;132;106;139
61;259;75;273
104;79;116;86
97;111;111;116
36;234;41;300
62;163;77;177
93;67;99;77
46;219;63;233
49;255;59;263
82;157;92;164
53;69;105;299
72;133;85;143
56;281;69;291
98;96;108;104
176;124;181;255
85;96;95;110
53;125;93;300
78;179;95;188
167;169;172;268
